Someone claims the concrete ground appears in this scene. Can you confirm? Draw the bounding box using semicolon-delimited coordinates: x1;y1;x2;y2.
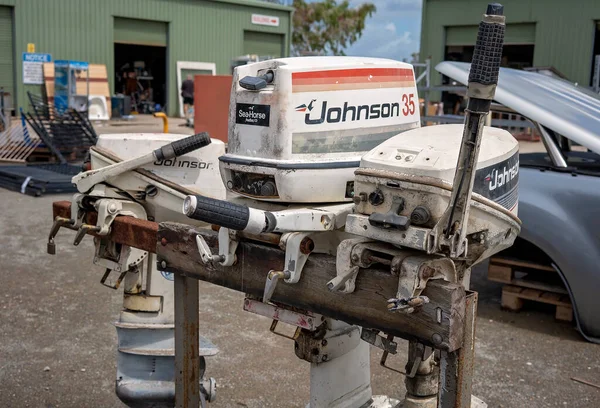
1;118;598;408
1;190;599;408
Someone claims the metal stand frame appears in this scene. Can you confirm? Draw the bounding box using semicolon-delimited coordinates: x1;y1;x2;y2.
171;272;478;408
49;202;481;408
174;273;201;408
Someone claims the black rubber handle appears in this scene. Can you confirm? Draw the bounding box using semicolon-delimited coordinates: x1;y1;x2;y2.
468;3;505;86
154;132;211;161
184;195;250;231
172;132;211;156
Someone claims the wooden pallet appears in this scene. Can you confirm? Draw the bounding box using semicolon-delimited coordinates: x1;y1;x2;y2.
488;256;573;322
501;285;573;322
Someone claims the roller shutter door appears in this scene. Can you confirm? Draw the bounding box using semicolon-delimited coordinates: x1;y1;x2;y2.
446;23;536;46
0;7;15;104
243;31;284;58
114;17;167;47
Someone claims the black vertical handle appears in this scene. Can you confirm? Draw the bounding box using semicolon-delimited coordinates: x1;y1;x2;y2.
466;3;506;111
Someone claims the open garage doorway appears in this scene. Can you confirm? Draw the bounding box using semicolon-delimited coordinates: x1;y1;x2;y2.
113;17;168;114
441;23;536;115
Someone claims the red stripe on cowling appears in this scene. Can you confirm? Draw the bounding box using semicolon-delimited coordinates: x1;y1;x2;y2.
292;68;414;81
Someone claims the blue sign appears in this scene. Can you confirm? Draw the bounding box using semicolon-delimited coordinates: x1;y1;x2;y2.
22;53;52;85
54;59;88;70
22;53;52;63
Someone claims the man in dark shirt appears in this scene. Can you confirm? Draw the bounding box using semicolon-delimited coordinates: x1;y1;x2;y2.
181;74;194;120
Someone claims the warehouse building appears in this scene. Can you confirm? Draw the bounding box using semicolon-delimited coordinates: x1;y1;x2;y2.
420;0;600;99
0;0;292;117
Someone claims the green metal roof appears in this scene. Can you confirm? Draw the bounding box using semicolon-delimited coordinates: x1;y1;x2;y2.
208;0;294;12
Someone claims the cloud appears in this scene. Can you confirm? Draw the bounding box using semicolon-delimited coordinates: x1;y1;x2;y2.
344;0;423;61
383;0;422;12
349;0;422;12
372;31;412;55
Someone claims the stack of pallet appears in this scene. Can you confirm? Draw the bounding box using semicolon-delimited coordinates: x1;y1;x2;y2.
487;256;573;322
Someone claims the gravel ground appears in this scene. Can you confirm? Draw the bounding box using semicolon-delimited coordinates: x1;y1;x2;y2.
0;118;597;408
0;189;598;408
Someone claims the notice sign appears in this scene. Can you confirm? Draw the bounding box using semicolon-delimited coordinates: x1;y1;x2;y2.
23;53;52;85
251;14;279;27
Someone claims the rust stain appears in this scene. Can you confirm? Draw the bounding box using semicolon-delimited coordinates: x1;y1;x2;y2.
52;201;158;253
299;237;315;255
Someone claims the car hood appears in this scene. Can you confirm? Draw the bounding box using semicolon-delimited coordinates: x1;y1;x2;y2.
435;61;600;154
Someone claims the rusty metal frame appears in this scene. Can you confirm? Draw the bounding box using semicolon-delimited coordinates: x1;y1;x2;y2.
174;273;201;408
52;201;157;252
438;291;478;408
51;201;478;408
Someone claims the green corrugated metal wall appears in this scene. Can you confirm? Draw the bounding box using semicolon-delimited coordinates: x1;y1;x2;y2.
0;0;292;116
0;6;14;104
243;31;285;58
420;0;600;99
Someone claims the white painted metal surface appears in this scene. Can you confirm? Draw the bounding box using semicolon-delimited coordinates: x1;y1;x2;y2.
360;124;517;187
220;56;421;203
93;133;226;199
436;61;600;154
307;320;373;408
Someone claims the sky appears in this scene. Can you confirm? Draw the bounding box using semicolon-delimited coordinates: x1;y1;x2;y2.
305;0;424;62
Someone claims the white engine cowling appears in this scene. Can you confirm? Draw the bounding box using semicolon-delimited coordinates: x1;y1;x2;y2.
92;133;226;199
346;124;521;265
220;56;421;203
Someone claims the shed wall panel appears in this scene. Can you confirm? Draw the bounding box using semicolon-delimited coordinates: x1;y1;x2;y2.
0;6;14;103
421;0;600;100
9;0;291;116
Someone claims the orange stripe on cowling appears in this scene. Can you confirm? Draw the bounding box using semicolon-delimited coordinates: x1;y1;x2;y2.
292;67;414;81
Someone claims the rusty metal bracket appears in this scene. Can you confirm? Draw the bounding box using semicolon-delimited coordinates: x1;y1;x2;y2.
244;297;323;334
47;216;74;254
269;319;302;341
380;338;434;379
380;334;408;376
361;329;398;355
73;224;101;246
100;268;128;290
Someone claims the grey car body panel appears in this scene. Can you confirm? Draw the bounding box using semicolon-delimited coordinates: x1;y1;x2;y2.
436;61;600;154
518;168;600;342
436;61;600;342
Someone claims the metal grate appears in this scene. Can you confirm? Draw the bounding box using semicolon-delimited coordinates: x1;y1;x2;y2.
24;92;97;163
0;111;42;164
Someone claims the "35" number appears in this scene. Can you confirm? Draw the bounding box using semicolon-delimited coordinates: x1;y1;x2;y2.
402;93;416;116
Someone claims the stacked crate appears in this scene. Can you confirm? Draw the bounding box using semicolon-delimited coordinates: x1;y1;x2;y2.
488;257;573;322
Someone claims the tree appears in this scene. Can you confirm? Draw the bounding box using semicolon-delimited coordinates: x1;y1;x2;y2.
291;0;376;56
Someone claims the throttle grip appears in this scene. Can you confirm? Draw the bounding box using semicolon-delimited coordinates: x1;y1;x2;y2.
184;195;250;231
467;3;505;101
154;132;212;161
